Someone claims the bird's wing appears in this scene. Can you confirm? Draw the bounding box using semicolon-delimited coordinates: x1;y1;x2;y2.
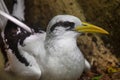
3;19;43;79
0;0;42;79
0;0;32;65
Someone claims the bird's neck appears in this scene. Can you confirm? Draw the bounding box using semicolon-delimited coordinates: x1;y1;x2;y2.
45;36;78;56
46;35;77;45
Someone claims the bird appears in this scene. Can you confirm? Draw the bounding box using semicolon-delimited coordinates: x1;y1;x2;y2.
36;15;108;80
0;11;108;80
0;1;109;80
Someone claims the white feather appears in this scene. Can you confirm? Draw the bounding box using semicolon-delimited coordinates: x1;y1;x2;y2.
17;32;46;79
0;0;9;30
6;47;41;80
0;10;32;33
12;0;25;21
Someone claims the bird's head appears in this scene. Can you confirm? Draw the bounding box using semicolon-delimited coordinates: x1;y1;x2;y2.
47;15;109;38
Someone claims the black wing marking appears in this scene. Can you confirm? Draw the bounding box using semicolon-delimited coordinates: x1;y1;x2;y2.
4;20;31;66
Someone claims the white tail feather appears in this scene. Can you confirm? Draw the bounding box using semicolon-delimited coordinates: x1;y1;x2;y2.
0;0;9;30
0;10;32;33
12;0;25;21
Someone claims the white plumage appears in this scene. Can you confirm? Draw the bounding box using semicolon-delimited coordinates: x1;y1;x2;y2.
12;0;25;21
18;15;90;80
39;15;90;80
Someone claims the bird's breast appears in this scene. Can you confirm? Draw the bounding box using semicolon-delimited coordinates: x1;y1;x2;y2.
43;39;85;80
43;54;85;80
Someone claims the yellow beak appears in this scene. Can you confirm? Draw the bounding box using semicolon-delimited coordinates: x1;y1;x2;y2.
75;22;109;34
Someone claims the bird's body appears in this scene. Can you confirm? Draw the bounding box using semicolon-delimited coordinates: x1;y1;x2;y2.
19;15;86;80
41;36;84;80
38;15;108;80
5;15;89;80
36;15;85;80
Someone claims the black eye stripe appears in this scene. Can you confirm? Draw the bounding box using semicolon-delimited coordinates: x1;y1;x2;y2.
50;21;75;32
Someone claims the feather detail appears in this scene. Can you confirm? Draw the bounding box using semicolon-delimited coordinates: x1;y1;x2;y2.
12;0;25;21
0;11;32;33
0;0;9;30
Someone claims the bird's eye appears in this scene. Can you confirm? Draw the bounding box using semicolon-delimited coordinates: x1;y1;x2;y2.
63;21;75;30
63;21;74;27
50;21;75;32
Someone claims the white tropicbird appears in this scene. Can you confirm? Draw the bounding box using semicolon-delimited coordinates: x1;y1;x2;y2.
37;15;108;80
